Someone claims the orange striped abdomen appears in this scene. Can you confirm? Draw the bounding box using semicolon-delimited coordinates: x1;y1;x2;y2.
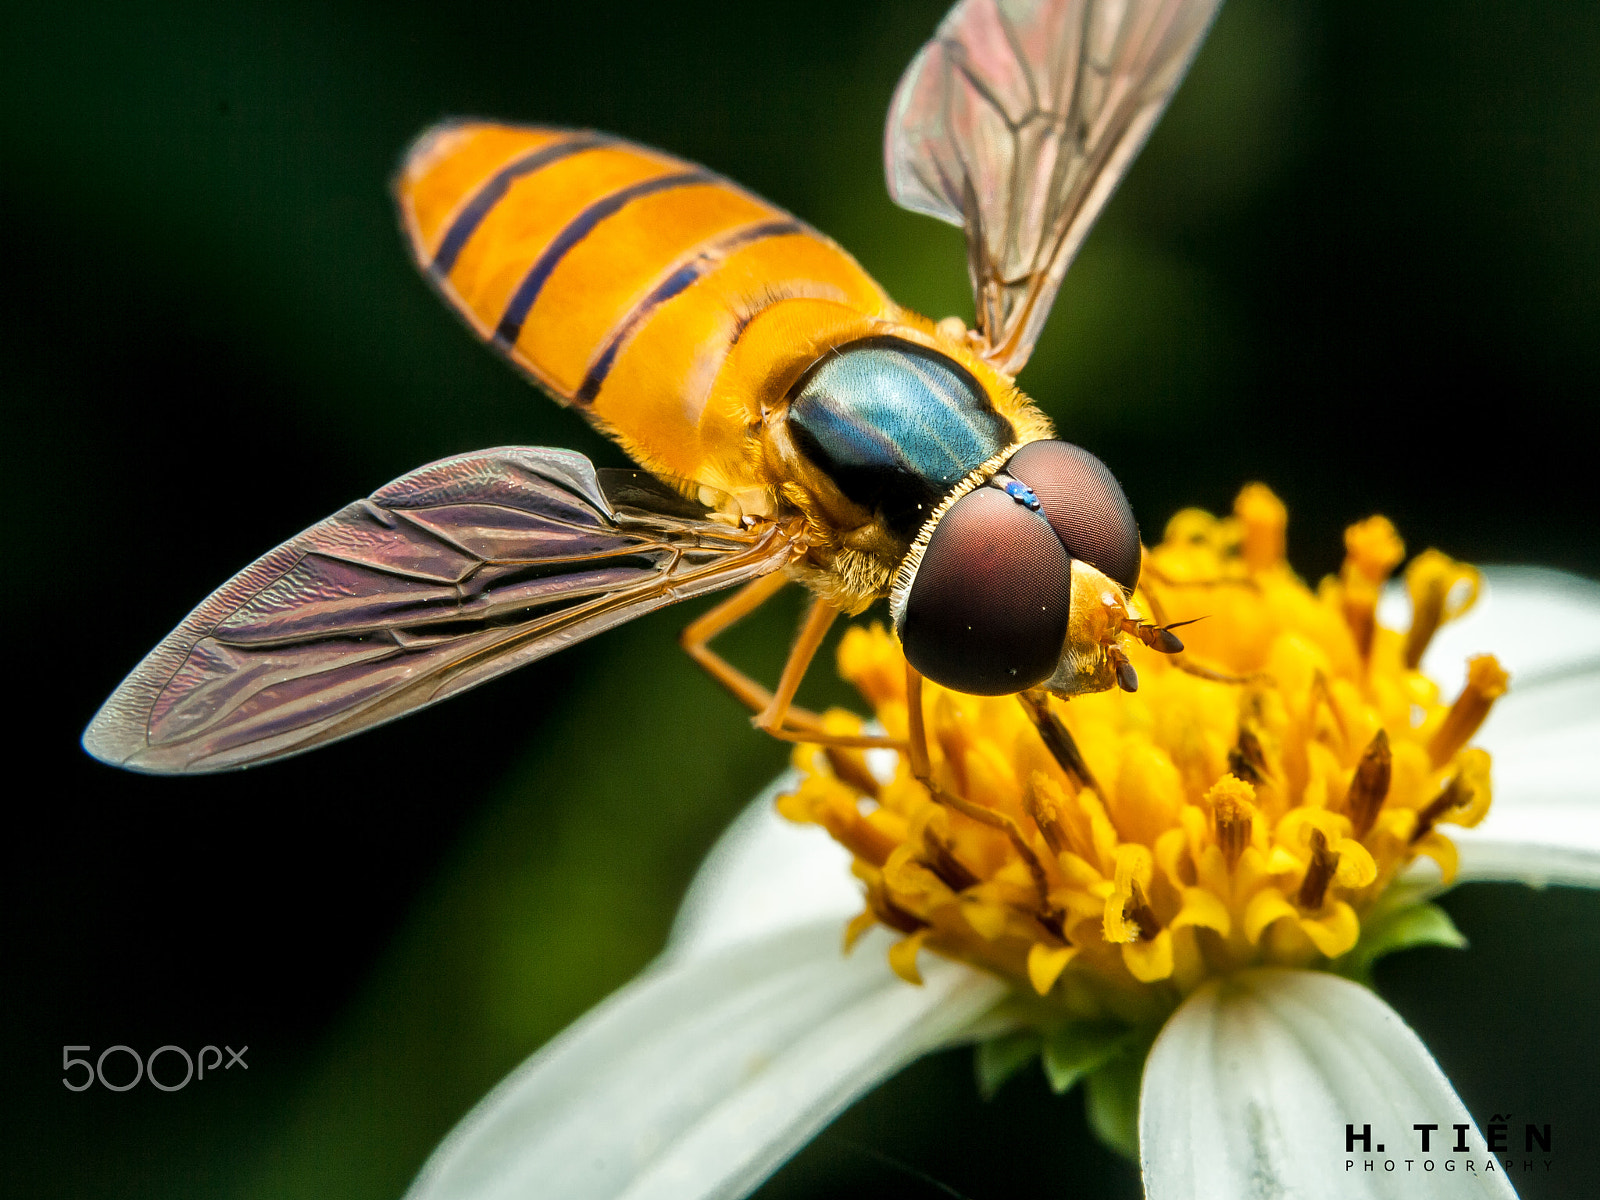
396;122;896;498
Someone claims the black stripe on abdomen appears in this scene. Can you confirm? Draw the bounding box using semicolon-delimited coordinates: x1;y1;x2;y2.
491;170;713;351
574;218;802;406
429;131;613;278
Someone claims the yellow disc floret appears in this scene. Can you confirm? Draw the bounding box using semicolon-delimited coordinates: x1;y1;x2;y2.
779;485;1503;1018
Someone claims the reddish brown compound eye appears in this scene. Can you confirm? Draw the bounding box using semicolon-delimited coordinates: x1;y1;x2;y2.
897;487;1073;695
1006;441;1141;592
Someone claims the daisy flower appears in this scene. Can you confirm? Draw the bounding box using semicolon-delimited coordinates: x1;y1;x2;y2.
403;486;1599;1200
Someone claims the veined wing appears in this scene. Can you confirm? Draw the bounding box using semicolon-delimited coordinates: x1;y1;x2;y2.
83;448;796;774
886;0;1222;375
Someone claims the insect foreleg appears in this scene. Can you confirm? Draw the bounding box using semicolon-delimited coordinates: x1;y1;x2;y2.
679;574;901;750
904;661;933;782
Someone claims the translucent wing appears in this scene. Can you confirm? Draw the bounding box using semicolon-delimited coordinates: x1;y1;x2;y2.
83;448;796;774
886;0;1222;375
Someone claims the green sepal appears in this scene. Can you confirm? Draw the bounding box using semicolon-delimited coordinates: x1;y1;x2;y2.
1083;1035;1151;1163
1337;886;1467;985
1041;1019;1137;1094
974;1029;1042;1100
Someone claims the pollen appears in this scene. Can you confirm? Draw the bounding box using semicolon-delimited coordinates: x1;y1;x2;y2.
779;485;1505;1010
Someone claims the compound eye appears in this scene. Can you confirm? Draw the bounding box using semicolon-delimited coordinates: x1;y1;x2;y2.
1006;441;1141;592
898;487;1072;695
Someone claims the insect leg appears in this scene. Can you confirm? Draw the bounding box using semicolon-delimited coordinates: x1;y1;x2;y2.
679;574;901;750
680;571;793;716
752;596;838;734
906;662;1058;923
904;661;933;781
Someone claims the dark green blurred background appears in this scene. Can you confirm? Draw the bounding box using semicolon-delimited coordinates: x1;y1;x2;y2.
4;0;1598;1196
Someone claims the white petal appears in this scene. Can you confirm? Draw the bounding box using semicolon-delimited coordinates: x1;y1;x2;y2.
1475;667;1600;807
1379;566;1600;889
1415;665;1600;888
1141;969;1516;1200
668;771;863;961
1381;566;1600;695
406;922;1006;1200
1446;806;1600;888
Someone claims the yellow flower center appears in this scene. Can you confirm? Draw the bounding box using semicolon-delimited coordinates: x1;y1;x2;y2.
780;485;1502;1022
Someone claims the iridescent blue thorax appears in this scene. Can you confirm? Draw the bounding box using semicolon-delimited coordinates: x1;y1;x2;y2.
787;339;1013;537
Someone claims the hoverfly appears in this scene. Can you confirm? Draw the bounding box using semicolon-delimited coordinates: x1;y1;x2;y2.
84;0;1219;774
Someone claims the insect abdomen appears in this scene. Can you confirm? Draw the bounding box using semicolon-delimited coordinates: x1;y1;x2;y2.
396;122;893;492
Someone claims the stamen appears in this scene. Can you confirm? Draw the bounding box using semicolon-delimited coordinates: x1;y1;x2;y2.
1125;880;1162;941
1297;829;1341;910
1428;654;1509;766
1344;729;1392;839
1309;671;1350;752
1034;904;1069;943
868;884;927;935
824;746;880;800
1409;757;1490;845
922;828;980;891
1235;483;1287;571
1339;516;1405;661
927;780;1053;910
1028;771;1101;865
1227;728;1270;786
1403;551;1482;669
1019;690;1104;795
819;805;899;867
796;484;1499;1002
1022;774;1071;856
1206;775;1256;870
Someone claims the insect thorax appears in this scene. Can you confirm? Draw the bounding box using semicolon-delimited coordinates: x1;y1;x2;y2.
787;337;1014;538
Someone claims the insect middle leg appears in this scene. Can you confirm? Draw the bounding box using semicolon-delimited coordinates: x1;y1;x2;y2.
679;573;904;750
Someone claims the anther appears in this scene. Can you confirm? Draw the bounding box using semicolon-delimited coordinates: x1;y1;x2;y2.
1428;654;1509;766
867;884;927;936
1018;690;1105;796
1344;729;1392;839
1403;551;1481;670
1227;728;1270;787
922;828;981;891
1023;778;1071;857
1297;829;1340;910
1205;775;1256;870
1034;904;1068;942
1235;483;1287;571
1109;645;1138;692
1410;771;1470;845
1339;516;1405;661
1124;880;1162;941
824;746;881;800
1215;801;1252;870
